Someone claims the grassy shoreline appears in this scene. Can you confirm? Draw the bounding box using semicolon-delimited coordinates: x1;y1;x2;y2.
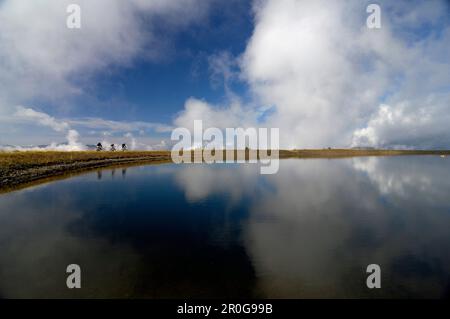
1;149;449;193
0;151;171;193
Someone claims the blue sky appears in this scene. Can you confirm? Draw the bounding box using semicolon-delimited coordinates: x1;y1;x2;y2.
0;0;449;149
62;0;253;122
19;0;253;126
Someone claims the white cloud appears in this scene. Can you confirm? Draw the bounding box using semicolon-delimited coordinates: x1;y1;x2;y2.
6;106;85;151
147;140;167;151
174;97;258;132
2;1;449;149
174;0;450;149
208;51;240;93
0;0;208;146
244;0;450;148
0;106;174;149
15;106;69;133
352;95;450;149
0;0;209;102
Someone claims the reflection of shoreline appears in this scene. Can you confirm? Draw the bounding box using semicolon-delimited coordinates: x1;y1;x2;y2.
0;160;170;195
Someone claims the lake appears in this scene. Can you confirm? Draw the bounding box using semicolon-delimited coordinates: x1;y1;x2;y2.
0;156;449;298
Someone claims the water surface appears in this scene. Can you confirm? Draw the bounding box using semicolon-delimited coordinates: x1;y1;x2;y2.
0;156;449;298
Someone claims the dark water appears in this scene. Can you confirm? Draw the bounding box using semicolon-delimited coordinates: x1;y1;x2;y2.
0;157;449;298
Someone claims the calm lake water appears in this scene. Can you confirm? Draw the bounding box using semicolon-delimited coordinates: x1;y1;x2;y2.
0;156;449;298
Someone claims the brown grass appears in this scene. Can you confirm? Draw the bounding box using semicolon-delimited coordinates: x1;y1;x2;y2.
0;151;171;192
0;150;170;171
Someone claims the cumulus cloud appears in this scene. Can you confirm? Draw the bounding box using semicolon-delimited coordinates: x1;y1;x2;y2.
352;96;450;149
0;0;209;102
0;0;208;147
174;97;258;131
174;0;450;149
2;0;449;149
0;105;175;150
15;106;69;133
7;106;85;151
